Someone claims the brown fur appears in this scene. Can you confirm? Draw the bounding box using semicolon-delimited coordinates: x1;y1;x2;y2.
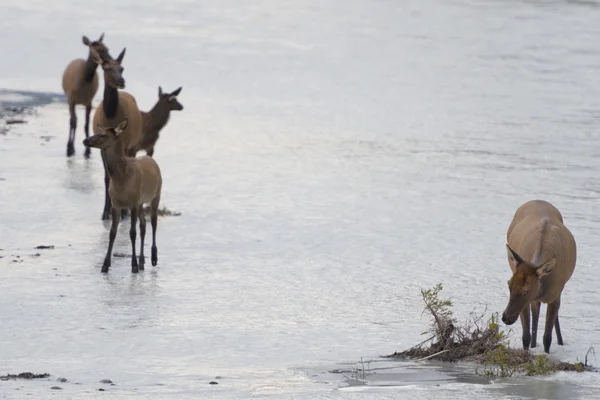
83;119;162;274
93;92;142;154
89;47;144;220
502;200;576;353
138;86;184;157
62;33;108;157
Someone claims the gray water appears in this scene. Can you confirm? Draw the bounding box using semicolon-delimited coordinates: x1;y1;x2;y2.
2;0;600;398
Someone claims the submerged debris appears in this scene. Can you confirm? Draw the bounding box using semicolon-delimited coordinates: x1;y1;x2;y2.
6;119;26;125
386;283;593;377
0;372;50;380
34;245;55;249
142;205;182;217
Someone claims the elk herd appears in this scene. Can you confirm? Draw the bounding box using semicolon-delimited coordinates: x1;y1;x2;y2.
60;33;578;355
62;33;183;274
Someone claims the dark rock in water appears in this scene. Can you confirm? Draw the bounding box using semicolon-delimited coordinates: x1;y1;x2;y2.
98;388;105;391
56;377;67;383
50;386;62;390
99;379;113;384
209;381;218;385
6;119;26;125
35;245;55;249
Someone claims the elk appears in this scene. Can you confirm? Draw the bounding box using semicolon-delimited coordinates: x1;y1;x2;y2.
501;200;577;353
138;86;184;157
83;118;162;273
61;33;110;157
90;47;143;220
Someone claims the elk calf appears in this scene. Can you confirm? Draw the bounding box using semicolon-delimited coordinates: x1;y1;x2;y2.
501;200;576;353
83;118;162;273
62;33;110;157
138;86;184;157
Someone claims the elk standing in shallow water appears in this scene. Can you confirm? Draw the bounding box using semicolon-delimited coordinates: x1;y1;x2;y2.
138;86;184;157
62;33;109;157
83;118;162;273
502;200;576;353
90;47;143;220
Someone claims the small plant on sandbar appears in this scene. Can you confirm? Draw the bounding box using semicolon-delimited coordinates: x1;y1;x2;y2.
386;283;593;377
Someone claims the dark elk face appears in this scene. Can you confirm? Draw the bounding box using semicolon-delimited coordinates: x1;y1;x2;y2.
158;86;184;111
89;46;127;89
83;119;129;150
82;33;110;62
501;244;555;325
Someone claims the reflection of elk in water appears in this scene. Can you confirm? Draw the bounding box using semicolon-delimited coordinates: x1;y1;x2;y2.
61;33;109;158
84;118;162;274
501;200;576;353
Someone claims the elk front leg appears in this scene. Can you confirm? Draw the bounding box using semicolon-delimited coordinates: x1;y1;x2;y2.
531;301;541;348
67;102;76;157
101;151;112;220
138;206;146;270
520;303;531;350
129;207;139;273
102;207;121;273
543;298;561;353
84;104;92;158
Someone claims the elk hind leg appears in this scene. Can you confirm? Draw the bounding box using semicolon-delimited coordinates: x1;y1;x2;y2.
138;205;146;270
150;197;160;266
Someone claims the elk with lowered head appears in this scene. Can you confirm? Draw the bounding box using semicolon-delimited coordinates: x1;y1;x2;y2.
62;33;110;157
502;200;576;354
83;118;162;273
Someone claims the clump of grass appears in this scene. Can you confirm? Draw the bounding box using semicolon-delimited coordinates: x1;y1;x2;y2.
142;205;181;217
386;283;593;378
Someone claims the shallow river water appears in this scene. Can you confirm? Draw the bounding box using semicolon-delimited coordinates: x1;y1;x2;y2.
2;0;600;398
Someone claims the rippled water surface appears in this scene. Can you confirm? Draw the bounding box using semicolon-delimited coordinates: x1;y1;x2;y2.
2;0;600;398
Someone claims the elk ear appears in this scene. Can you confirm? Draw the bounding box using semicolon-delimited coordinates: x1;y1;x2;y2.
170;87;182;97
115;119;128;135
98;32;104;42
82;36;91;46
506;244;524;264
536;258;556;277
158;86;163;97
116;48;126;64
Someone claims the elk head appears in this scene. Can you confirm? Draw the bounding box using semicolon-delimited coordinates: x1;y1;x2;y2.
83;119;129;150
158;86;184;111
501;244;555;325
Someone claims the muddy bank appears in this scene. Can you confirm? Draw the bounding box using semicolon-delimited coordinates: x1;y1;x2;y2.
0;89;65;135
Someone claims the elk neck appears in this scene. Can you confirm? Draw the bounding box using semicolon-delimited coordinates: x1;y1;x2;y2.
103;84;119;119
83;53;98;83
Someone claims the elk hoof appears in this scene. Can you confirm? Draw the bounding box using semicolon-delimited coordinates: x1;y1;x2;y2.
132;265;139;274
139;255;145;270
151;247;157;266
101;262;110;273
84;147;91;158
67;143;75;157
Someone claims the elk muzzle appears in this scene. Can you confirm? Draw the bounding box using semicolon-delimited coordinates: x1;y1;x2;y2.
501;311;519;325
